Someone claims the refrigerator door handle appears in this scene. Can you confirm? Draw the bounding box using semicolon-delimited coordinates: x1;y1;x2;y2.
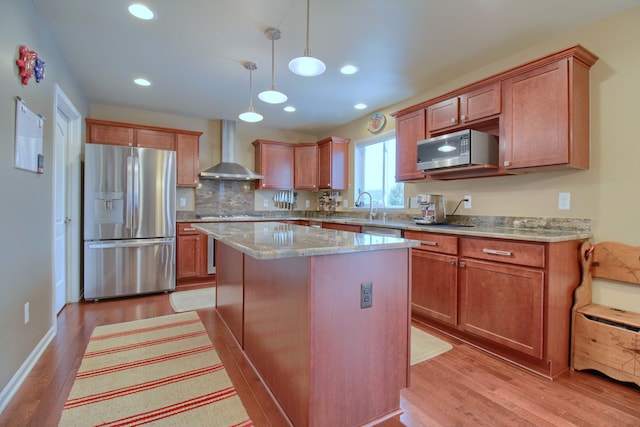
87;238;174;249
132;153;141;233
126;155;133;230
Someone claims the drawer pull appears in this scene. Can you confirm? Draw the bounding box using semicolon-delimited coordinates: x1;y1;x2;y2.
183;227;196;231
483;248;513;256
449;260;456;265
422;241;438;246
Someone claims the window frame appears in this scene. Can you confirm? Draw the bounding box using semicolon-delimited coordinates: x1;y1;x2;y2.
353;129;404;210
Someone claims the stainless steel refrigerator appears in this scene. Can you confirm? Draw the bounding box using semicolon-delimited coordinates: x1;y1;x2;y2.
83;143;176;300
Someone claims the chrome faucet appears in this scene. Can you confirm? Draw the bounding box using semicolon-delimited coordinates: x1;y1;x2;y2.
355;191;376;220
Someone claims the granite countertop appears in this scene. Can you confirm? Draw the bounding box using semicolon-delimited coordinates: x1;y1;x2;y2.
182;214;592;243
193;222;419;260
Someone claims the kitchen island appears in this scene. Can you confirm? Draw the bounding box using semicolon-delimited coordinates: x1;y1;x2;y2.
194;222;419;427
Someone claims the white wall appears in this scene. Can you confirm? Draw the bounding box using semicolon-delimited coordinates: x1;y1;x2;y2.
0;0;88;405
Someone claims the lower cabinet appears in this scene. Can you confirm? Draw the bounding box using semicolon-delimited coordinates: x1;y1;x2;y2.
459;258;544;358
321;222;361;233
176;223;214;287
408;229;583;379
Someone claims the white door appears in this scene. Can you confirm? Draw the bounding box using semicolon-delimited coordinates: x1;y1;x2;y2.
54;111;69;313
53;85;82;316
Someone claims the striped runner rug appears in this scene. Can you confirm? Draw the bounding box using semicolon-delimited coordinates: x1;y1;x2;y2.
59;311;252;427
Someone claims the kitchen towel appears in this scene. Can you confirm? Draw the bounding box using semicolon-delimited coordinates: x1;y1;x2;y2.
58;311;252;426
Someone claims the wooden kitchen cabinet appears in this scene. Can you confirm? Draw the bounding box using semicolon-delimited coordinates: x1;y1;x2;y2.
404;230;458;326
408;229;584;379
395;109;427;182
87;121;134;146
391;45;597;181
459;258;545;358
135;128;175;150
317;136;350;190
293;143;318;190
176;223;213;288
501;47;597;170
253;139;294;190
86;119;203;187
321;222;361;233
426;83;501;134
176;133;200;187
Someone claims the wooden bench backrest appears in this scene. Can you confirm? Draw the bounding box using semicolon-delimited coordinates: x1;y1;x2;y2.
587;241;640;284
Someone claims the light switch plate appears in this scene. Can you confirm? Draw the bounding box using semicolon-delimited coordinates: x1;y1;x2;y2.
179;197;186;207
558;192;571;210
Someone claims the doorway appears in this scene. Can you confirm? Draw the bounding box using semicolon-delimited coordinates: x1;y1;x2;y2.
53;85;81;316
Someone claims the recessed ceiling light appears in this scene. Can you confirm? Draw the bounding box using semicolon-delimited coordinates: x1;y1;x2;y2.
340;65;359;75
354;103;367;110
134;78;151;86
128;4;155;20
284;106;296;112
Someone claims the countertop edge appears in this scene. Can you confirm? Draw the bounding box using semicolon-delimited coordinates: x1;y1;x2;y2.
182;216;591;243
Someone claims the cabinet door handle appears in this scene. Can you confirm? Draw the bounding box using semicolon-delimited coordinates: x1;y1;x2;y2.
450;117;456;123
422;241;438;246
459;261;466;267
460;114;467;121
183;227;196;231
449;260;456;265
482;248;513;256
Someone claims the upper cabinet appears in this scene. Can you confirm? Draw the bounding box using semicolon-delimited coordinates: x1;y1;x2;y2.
392;45;598;181
427;83;501;133
176;133;200;187
253;139;294;190
86;119;202;187
501;50;595;171
317;136;350;190
395;109;427;182
294;143;318;190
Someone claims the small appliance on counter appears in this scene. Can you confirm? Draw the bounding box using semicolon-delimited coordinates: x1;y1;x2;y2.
414;194;446;224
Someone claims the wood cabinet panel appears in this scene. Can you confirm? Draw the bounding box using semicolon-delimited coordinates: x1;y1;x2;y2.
459;82;501;124
135;128;175;150
460;237;545;268
293;143;318;190
321;222;361;233
395;109;427;182
176;223;211;286
253;140;294;189
216;241;244;346
403;230;458;255
412;250;458;326
87;122;134;146
427;97;460;132
459;258;545;358
317;136;349;190
176;133;199;187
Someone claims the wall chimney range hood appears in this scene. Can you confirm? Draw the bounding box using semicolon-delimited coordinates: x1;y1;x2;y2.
200;120;263;180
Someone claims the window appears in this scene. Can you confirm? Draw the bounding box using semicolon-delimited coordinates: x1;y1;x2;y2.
354;132;404;209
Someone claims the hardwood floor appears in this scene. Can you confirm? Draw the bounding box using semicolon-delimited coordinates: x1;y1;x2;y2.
1;291;638;427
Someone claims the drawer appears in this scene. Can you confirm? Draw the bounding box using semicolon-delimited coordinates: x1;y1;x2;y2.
403;231;458;255
460;237;544;268
178;222;199;235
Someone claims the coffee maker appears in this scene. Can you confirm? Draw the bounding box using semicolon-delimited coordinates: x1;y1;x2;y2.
414;194;446;224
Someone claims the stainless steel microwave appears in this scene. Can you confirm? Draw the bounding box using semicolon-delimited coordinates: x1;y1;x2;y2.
417;129;498;171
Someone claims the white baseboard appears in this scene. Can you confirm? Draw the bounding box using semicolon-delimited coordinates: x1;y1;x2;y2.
0;326;56;414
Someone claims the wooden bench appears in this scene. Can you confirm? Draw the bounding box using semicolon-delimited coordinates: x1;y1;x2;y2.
571;241;640;386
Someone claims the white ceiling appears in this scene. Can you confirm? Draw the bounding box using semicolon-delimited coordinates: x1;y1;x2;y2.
33;0;640;135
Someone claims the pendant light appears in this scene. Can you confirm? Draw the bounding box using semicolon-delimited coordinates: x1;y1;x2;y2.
238;62;263;123
289;0;326;77
258;28;288;104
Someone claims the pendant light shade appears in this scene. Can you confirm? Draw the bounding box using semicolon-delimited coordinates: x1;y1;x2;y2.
289;0;325;77
239;62;263;123
259;28;288;104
